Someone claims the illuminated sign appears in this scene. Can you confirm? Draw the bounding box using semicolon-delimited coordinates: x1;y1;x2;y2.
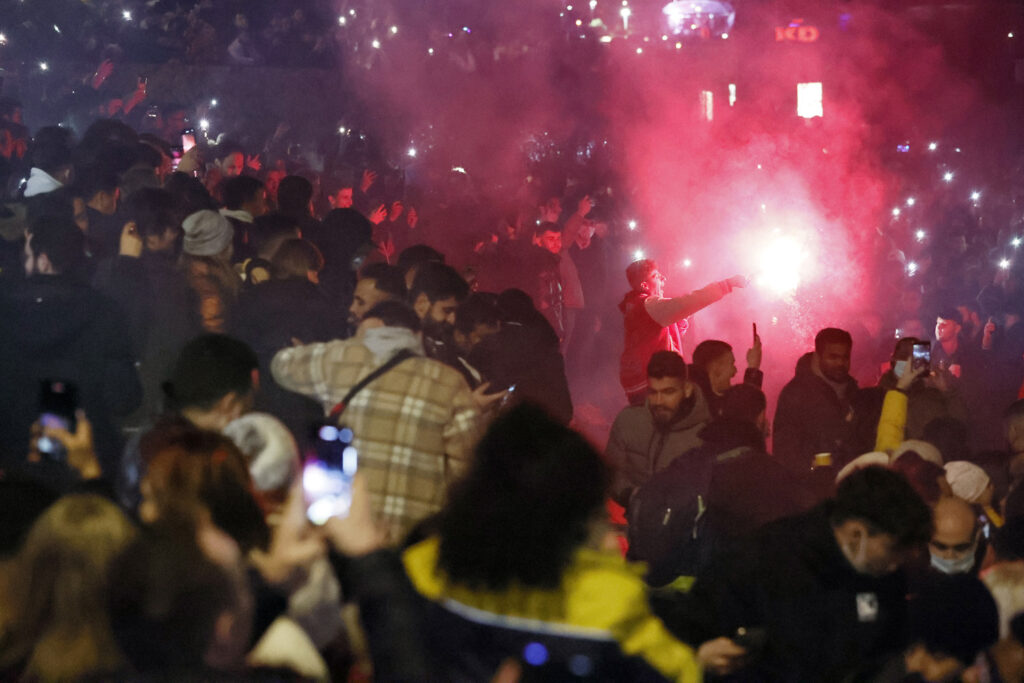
775;19;819;42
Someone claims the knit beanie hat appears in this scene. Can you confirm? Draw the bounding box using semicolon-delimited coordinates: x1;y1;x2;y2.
893;439;944;467
944;460;990;503
182;209;233;256
835;452;890;483
222;413;300;493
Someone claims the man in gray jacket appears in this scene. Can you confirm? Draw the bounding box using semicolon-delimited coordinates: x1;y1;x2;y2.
605;350;710;506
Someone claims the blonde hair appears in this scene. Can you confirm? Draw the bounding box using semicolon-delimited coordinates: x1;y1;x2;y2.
0;495;136;680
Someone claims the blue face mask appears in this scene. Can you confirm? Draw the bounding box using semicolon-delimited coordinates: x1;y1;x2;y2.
930;548;976;574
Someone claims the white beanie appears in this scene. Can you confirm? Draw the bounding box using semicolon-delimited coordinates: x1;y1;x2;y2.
835;452;891;484
223;413;300;493
182;209;233;256
944;461;990;504
892;440;944;468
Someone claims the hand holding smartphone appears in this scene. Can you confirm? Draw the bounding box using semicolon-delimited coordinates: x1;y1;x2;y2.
303;424;358;525
36;379;78;461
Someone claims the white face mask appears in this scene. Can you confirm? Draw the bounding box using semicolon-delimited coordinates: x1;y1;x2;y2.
930;548;977;575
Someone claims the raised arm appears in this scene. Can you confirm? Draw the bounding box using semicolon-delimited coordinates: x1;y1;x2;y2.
645;276;747;328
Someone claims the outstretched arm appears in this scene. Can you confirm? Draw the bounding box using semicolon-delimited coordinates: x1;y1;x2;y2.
645;276;747;328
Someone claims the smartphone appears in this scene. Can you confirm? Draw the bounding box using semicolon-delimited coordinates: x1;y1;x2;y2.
170;145;183;171
911;342;931;373
303;424;357;525
181;128;196;154
37;379;78;461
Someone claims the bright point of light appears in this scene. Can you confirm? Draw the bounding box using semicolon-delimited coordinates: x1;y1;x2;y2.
1013;237;1022;248
210;99;218;107
928;142;938;151
1000;259;1012;270
199;119;210;131
756;235;808;296
756;164;762;170
122;10;132;20
906;197;915;206
970;191;981;201
955;147;962;153
628;220;637;230
721;32;729;39
915;229;926;242
1010;32;1015;38
636;47;643;54
428;47;435;54
675;42;682;49
407;147;417;157
576;19;583;26
371;39;381;49
633;249;645;260
390;25;398;34
892;208;901;217
452;166;467;174
39;62;48;71
682;258;692;268
0;34;7;45
599;35;613;43
943;171;954;182
907;261;918;276
590;0;598;9
349;9;356;15
53;25;61;33
567;4;574;9
338;15;346;25
338;126;347;134
662;34;668;40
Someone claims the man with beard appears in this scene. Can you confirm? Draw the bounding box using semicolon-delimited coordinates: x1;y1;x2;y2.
408;262;470;369
774;327;866;494
605;351;710;506
348;263;407;329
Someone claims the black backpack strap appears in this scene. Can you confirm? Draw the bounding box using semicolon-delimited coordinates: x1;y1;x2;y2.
328;349;416;419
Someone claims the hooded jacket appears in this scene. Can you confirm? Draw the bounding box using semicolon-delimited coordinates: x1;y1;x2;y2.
773;352;864;479
0;274;141;474
605;389;711;507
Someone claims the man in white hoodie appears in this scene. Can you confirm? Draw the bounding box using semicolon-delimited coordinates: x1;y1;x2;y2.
23;126;74;198
272;300;482;543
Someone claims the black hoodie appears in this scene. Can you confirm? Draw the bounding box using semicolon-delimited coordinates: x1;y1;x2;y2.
0;274;141;474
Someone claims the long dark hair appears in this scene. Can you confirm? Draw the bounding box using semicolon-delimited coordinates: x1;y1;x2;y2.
437;404;609;590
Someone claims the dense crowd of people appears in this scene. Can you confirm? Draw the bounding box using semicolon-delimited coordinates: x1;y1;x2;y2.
1;87;1024;682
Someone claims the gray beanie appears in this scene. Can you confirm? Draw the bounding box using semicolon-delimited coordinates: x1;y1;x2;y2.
182;209;233;256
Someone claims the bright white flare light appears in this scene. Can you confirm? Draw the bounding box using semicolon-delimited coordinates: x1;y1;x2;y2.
970;191;981;201
1000;259;1012;270
915;229;926;242
210;99;217;107
1013;237;1022;248
122;10;132;20
682;258;692;268
892;208;901;217
755;235;807;296
371;39;381;49
338;16;346;25
906;197;915;206
633;248;645;260
407;147;417;158
39;62;49;71
943;172;954;182
199;119;210;131
907;261;918;276
620;6;631;30
628;220;638;230
390;25;398;34
928;142;938;151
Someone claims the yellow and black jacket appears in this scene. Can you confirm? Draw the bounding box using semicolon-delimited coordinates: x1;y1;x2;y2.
398;536;702;682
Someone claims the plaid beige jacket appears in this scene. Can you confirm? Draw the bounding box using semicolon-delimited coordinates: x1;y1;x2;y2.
272;339;482;542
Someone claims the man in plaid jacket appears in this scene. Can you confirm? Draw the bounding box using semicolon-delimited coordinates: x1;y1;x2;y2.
272;301;483;543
